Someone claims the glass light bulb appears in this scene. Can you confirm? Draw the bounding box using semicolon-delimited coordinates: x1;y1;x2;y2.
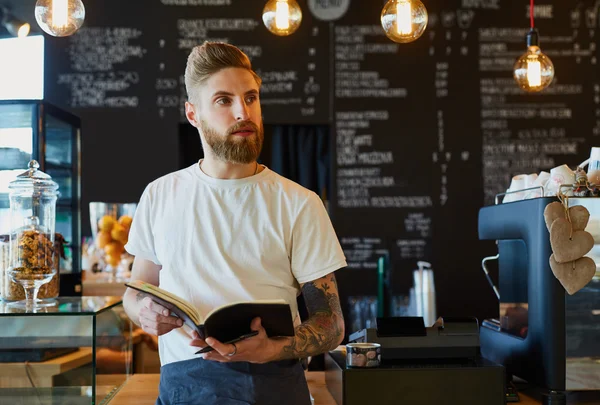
34;0;85;37
5;19;30;38
17;23;31;38
397;1;411;35
513;46;554;92
275;1;290;30
262;0;302;36
381;0;428;43
526;59;541;87
53;0;68;27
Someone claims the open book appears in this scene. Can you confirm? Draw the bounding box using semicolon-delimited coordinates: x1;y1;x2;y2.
125;280;295;343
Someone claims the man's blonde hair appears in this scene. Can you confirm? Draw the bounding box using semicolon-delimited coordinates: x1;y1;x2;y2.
185;41;262;105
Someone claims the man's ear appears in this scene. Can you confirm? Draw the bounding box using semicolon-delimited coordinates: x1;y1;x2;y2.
185;101;200;128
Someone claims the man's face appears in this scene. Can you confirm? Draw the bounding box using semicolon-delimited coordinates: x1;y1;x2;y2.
187;67;264;164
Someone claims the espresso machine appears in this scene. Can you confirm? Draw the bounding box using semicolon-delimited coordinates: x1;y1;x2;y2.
478;196;600;401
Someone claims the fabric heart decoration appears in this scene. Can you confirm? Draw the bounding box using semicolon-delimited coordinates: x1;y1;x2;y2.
550;218;594;263
543;202;590;232
549;255;596;295
543;198;596;295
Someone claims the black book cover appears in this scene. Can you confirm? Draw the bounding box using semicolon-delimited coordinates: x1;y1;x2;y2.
203;302;295;343
126;282;295;342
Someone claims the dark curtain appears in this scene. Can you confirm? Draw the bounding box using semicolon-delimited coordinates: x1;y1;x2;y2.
270;125;331;201
269;124;332;370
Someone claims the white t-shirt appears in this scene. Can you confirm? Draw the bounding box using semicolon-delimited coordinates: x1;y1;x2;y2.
125;161;347;366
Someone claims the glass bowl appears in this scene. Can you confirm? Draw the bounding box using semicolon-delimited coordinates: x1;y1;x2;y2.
88;202;136;280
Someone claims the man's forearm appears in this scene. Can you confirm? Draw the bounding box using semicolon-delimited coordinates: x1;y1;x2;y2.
267;273;345;361
270;312;344;361
123;287;149;327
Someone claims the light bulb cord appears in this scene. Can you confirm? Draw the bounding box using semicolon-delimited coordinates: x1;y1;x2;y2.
530;0;534;29
526;0;539;48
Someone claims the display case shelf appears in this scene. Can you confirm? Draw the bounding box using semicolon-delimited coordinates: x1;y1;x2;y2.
0;297;132;405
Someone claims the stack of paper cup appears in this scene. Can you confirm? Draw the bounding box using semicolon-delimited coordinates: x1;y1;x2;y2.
504;172;557;202
526;171;550;198
504;173;540;202
504;175;526;203
524;173;538;195
502;166;576;203
587;147;600;185
545;165;575;196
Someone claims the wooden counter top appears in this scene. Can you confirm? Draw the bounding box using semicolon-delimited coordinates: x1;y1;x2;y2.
108;372;550;405
109;372;336;405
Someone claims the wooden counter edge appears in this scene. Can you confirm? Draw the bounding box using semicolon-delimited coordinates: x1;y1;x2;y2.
108;372;336;405
107;371;543;405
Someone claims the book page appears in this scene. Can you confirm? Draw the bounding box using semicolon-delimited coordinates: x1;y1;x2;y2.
126;280;202;325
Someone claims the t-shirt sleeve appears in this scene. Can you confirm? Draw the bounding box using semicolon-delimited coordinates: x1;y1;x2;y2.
124;184;161;265
291;192;347;284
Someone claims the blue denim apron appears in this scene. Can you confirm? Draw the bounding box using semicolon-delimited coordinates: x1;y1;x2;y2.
155;358;312;405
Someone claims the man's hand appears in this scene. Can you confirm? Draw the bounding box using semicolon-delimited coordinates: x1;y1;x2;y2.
139;297;184;336
189;317;275;363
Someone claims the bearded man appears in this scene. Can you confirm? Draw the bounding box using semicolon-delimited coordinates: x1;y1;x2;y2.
123;41;347;405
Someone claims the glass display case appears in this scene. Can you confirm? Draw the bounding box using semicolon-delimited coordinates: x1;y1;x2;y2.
0;297;133;405
0;100;82;295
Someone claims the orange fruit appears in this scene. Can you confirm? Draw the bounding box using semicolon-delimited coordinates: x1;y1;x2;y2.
118;215;133;229
105;253;120;267
111;224;129;244
104;241;125;257
96;231;112;249
98;215;116;232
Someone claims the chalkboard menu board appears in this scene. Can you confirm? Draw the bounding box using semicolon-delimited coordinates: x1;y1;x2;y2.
45;0;330;124
41;0;330;238
329;0;600;319
28;0;600;322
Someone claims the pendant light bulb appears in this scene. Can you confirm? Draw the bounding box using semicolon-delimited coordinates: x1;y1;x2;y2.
381;0;428;43
34;0;85;37
513;29;554;92
0;7;30;37
16;23;31;38
262;0;302;36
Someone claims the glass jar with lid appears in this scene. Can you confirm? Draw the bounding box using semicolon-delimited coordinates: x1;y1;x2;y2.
3;160;60;309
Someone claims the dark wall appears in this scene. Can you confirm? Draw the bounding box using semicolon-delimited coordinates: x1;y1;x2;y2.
3;0;600;326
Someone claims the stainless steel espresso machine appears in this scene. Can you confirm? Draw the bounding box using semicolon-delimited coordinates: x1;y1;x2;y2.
478;197;600;402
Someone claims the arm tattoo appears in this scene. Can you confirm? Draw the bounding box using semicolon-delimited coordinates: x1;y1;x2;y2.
280;273;344;359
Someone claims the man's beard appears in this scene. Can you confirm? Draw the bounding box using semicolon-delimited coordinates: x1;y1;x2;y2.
200;119;264;164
